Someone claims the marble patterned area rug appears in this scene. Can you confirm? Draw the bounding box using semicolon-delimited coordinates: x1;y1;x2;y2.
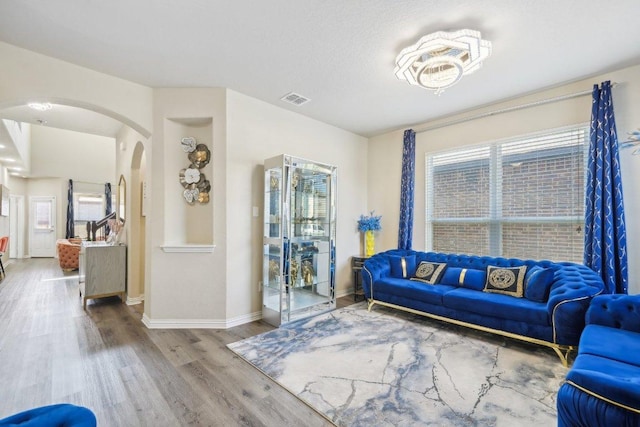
227;303;568;426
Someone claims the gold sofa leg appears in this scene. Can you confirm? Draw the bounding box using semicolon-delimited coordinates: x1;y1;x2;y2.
552;346;574;368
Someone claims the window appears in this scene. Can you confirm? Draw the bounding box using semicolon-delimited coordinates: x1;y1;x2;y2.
73;192;106;239
426;125;588;262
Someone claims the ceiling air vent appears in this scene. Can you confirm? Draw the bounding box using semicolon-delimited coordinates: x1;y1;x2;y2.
280;92;310;106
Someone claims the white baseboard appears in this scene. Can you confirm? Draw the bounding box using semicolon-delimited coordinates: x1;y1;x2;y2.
226;311;263;328
126;294;145;306
141;310;262;329
139;288;355;330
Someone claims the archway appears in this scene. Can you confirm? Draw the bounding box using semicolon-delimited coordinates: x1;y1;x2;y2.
0;98;151;306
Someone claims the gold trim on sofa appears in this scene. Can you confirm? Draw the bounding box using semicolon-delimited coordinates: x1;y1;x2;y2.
551;292;602;343
366;298;575;367
564;380;640;414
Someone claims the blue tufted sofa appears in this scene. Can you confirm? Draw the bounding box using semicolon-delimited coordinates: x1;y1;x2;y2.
362;250;605;365
557;294;640;426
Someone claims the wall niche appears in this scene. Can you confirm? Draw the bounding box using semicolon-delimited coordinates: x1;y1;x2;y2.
162;117;214;252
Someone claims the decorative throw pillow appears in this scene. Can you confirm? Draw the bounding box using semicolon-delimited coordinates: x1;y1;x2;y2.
440;267;486;290
410;261;447;284
388;255;417;279
483;265;527;298
524;265;555;302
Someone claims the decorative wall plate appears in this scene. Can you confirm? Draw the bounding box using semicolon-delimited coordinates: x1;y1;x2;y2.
197;178;211;193
180;138;211;204
181;136;197;153
188;144;211;168
183;187;200;204
184;167;201;184
198;191;210;203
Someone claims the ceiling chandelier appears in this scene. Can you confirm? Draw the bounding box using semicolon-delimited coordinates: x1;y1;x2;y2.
394;29;492;95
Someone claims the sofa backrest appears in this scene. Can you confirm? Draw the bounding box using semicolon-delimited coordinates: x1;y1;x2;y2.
586;294;640;332
372;249;604;295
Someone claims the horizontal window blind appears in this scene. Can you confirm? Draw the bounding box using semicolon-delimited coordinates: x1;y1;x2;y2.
426;125;588;262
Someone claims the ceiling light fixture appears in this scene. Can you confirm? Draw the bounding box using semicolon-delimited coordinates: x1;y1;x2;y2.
28;102;53;111
394;29;491;95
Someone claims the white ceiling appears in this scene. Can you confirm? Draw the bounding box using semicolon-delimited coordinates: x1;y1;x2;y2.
1;0;640;139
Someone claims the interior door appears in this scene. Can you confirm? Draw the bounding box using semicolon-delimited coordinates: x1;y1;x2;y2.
30;196;57;257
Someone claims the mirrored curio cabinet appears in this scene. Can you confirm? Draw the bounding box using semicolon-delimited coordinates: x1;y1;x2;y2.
263;154;337;326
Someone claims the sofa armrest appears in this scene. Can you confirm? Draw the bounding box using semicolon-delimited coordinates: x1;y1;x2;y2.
547;263;604;345
585;294;640;333
362;254;393;299
362;249;415;298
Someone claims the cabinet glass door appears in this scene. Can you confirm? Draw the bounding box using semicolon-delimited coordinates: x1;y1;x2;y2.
263;155;336;326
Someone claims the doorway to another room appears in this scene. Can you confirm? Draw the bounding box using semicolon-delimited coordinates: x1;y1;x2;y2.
29;196;56;257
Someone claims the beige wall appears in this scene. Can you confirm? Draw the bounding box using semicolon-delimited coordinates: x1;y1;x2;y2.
147;87;228;323
226;90;368;319
30;125;116;182
368;63;640;294
0;42;152;137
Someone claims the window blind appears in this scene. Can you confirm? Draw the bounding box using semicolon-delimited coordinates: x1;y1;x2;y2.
426;125;588;262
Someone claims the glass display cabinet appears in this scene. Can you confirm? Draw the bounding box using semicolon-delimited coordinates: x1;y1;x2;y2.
262;154;337;326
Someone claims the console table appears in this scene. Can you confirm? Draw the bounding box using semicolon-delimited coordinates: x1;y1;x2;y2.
78;242;127;309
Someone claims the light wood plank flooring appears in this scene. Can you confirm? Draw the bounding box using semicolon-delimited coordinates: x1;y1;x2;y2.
0;258;355;426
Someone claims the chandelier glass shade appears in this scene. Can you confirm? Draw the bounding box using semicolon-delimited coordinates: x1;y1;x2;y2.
394;29;491;94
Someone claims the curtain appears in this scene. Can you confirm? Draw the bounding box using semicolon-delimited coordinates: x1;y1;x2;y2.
65;179;74;238
105;183;112;235
398;129;416;250
584;80;628;294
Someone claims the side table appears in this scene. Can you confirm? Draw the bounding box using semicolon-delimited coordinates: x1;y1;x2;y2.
351;256;368;301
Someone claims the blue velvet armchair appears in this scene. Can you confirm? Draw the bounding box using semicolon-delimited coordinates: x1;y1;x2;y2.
557;294;640;426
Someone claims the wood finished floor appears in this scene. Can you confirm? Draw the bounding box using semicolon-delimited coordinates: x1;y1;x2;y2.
0;258;356;426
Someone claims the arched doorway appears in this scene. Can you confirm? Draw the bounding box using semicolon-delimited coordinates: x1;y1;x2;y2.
0;99;151;308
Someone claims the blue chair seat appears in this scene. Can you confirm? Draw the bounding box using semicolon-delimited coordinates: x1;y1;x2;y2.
566;354;640;412
0;404;96;427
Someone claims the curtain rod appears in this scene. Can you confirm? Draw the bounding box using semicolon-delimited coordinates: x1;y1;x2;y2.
414;83;618;134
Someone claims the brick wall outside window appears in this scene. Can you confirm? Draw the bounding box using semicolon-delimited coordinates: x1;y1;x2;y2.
427;126;587;263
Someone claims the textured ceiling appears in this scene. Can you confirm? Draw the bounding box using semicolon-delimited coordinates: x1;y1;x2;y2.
1;0;640;138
